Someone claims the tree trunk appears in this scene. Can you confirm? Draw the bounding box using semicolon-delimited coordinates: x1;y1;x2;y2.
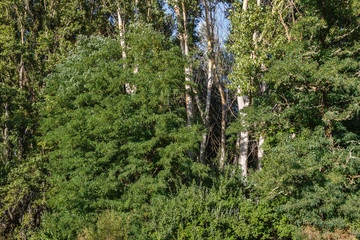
199;50;214;162
3;102;9;160
257;78;267;169
199;0;212;163
19;19;26;90
256;0;267;170
134;0;140;17
258;135;265;170
18;14;26;160
116;5;135;94
117;6;127;60
243;0;248;11
199;0;226;167
237;94;249;177
174;0;194;127
236;0;250;176
215;70;226;168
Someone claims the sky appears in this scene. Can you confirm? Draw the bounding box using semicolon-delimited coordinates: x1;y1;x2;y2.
214;2;231;46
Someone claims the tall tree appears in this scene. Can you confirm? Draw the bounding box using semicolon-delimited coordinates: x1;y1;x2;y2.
0;0;113;237
230;0;290;176
169;0;199;127
198;0;227;167
39;26;201;239
233;0;360;236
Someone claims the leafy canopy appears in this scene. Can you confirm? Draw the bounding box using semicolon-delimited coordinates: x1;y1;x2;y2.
39;23;203;239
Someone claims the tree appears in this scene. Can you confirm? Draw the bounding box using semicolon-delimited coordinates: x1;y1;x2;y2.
169;0;198;128
229;0;294;176
233;0;360;237
198;0;228;168
39;25;202;239
0;0;114;237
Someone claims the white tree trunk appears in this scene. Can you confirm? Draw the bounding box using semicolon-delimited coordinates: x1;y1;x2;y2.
237;94;249;177
117;6;137;94
19;20;25;89
199;0;226;167
174;0;194;126
256;0;266;170
216;71;226;168
257;80;267;169
117;7;126;60
134;0;140;17
243;0;248;11
199;53;213;162
236;0;250;177
258;135;265;170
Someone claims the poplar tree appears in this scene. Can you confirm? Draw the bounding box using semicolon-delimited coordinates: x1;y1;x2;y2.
232;0;360;237
230;0;292;175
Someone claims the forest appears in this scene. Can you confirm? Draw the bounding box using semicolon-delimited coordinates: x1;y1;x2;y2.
0;0;360;239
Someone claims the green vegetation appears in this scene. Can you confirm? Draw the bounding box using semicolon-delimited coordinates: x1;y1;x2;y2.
0;0;359;239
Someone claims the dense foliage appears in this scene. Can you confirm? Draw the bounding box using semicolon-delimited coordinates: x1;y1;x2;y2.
0;0;359;239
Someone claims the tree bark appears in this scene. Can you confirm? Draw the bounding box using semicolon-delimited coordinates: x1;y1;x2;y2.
19;19;26;90
117;6;127;60
2;102;9;160
237;94;249;177
134;0;140;17
256;0;267;170
242;0;248;11
258;135;265;170
199;0;214;162
174;0;194;127
257;77;267;169
215;70;226;168
236;0;250;176
199;51;213;162
199;0;226;167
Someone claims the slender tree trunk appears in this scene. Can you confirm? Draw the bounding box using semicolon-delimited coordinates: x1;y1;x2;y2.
117;7;127;61
172;0;195;160
19;20;26;90
237;0;268;175
257;78;266;170
242;0;248;11
215;70;226;168
117;5;137;94
199;51;214;162
134;0;139;17
256;0;266;170
236;0;249;176
147;0;151;20
117;6;131;89
258;135;264;170
200;0;226;167
174;0;194;127
234;132;240;164
237;94;249;177
200;0;213;162
18;15;27;160
3;102;9;160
